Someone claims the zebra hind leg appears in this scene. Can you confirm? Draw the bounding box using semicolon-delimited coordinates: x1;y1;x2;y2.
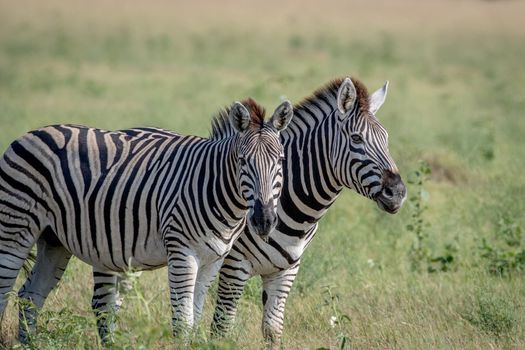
17;227;71;343
0;222;40;337
92;269;124;344
260;263;300;350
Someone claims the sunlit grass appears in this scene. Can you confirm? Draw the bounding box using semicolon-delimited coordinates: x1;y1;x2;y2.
1;1;525;349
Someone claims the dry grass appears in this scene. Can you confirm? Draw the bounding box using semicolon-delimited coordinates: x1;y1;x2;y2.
2;0;524;36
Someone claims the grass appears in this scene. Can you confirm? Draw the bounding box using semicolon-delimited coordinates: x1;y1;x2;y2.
1;0;525;349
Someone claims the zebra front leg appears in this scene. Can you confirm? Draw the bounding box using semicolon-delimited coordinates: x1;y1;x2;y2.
261;263;300;350
166;249;198;338
211;256;252;337
91;269;123;343
193;258;224;326
17;234;71;343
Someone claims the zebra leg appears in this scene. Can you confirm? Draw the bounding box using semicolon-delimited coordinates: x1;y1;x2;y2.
91;269;123;343
193;258;224;326
167;250;198;337
0;223;40;323
17;231;71;342
261;263;300;350
211;256;252;337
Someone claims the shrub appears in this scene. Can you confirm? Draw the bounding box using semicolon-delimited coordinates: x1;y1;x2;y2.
406;161;458;273
479;215;525;276
315;286;351;350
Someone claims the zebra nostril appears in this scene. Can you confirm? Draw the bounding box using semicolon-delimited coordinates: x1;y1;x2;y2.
383;187;394;198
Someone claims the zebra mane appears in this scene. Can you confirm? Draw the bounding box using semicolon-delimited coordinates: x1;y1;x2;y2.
294;77;370;114
210;98;267;140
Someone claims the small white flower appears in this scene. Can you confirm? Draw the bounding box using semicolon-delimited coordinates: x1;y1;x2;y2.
367;258;375;268
330;315;337;328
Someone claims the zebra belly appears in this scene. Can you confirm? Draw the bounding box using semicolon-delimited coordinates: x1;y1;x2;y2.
53;229;167;272
43;202;168;272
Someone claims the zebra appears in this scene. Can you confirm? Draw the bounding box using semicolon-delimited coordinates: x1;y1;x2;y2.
0;98;294;342
211;77;407;349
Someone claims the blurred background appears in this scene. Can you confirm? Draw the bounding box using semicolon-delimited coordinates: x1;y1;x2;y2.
1;1;524;349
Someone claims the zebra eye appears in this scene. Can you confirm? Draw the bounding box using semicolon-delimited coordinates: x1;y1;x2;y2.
239;157;247;166
351;134;363;144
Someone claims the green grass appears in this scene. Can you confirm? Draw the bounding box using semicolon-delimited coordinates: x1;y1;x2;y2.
1;1;525;349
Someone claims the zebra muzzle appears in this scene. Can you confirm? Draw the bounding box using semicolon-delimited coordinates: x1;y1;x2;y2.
375;170;407;214
248;200;278;237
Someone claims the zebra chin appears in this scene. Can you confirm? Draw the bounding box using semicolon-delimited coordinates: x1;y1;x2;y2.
375;197;402;214
246;218;277;241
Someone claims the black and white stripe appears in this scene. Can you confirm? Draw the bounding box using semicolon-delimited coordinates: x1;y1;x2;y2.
212;78;406;349
0;98;293;342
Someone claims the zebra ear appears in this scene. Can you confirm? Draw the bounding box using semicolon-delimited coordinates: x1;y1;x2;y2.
337;78;357;116
369;81;389;115
229;102;251;133
269;100;293;132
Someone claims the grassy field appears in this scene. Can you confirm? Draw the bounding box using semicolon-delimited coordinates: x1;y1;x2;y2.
1;0;525;349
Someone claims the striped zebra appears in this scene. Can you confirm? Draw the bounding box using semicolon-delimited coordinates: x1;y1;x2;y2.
0;98;293;342
212;77;407;348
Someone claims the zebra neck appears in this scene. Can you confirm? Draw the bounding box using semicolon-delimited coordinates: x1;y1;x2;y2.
278;108;343;234
207;137;247;225
159;136;247;235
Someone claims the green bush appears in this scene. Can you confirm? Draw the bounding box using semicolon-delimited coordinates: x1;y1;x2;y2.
406;161;458;273
479;216;525;276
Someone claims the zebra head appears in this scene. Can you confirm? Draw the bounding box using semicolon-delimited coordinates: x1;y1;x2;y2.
332;78;406;214
229;99;293;236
